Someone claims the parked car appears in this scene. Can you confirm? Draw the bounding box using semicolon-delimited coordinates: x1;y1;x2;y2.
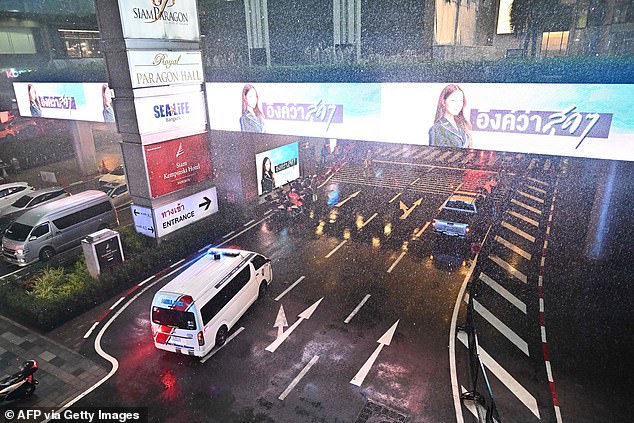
0;188;70;234
432;193;488;239
99;164;126;185
0;182;34;213
98;182;131;208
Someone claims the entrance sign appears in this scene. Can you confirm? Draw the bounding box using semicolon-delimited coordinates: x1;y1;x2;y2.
128;50;204;89
153;187;218;237
117;0;200;41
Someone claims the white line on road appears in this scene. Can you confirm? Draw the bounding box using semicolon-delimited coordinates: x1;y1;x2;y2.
546;360;554;382
222;230;236;239
387;251;407;273
137;276;154;287
506;210;539;227
388;192;402;204
279;355;319;400
218;216;272;248
409;177;420;186
518;190;545;203
458;332;540;419
461;386;487;419
170;258;185;268
0;267;26;280
274;276;306;301
511;198;542;215
489;255;528;283
344;295;371;324
501;221;536;243
109;297;125;310
495;235;532;260
243;219;256;227
473;299;529;356
414;221;431;239
541;326;547;343
479;273;526;314
317;173;335;189
264;209;274;215
325;240;348;258
527;176;548;186
360;212;378;229
527;185;547;194
200;327;245;363
83;322;99;339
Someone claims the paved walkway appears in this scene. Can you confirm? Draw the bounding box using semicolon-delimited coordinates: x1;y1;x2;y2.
0;315;107;408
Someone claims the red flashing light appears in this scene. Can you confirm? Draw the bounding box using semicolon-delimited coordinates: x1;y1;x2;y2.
197;331;204;346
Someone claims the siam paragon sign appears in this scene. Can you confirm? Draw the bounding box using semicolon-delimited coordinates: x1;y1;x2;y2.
118;0;200;41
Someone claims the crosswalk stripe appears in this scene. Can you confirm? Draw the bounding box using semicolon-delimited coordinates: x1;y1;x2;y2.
506;210;539;227
437;151;453;161
458;332;541;419
501;221;536;243
426;150;442;160
448;151;463;162
511;198;542;215
414;149;428;159
527;176;548;186
479;273;527;314
489;255;528;283
461;385;487;417
473;299;529;356
495;235;532;260
527;185;547;195
518;190;545;203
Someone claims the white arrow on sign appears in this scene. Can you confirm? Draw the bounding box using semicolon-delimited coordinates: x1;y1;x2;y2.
274;305;288;339
350;320;399;387
336;191;360;208
265;297;324;353
399;198;422;220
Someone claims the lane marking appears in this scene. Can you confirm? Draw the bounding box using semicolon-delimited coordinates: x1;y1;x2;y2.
473;299;529;356
458;332;540;419
279;355;319;400
317;172;335;189
360;212;378;229
218;215;273;247
506;210;539;227
479;273;526;314
541;326;547;343
511;198;542;215
546;360;554;382
198;244;212;253
170;258;185;268
344;294;371;324
325;240;348;258
414;221;431;239
461;386;486;418
274;276;306;302
527;176;548;186
387;251;407;273
109;297;125;311
501;221;536;243
200;327;245;363
243;219;256;227
137;275;154;287
0;267;26;281
409;177;420;186
437;150;453;161
83;322;99;339
388;192;402;204
518;190;545;203
527;185;547;195
350;320;399;387
222;230;236;239
264;209;274;215
489;255;528;283
495;235;532;260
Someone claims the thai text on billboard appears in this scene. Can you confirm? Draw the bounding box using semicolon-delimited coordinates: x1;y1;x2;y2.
255;142;300;196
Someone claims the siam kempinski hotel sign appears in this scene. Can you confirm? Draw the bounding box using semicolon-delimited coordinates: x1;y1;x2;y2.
118;0;200;41
127;50;203;89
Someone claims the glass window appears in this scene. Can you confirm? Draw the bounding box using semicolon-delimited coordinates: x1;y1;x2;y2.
57;29;102;58
11;195;33;209
4;222;33;242
151;307;197;330
0;28;36;55
200;266;252;325
252;255;267;270
113;185;128;197
541;31;569;57
31;223;49;238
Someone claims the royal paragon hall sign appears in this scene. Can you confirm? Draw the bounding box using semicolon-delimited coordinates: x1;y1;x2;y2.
96;0;215;240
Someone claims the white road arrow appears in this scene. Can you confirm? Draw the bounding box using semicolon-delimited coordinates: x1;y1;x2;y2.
399;198;422;220
336;191;360;208
274;305;288;339
350;320;399;387
265;297;324;353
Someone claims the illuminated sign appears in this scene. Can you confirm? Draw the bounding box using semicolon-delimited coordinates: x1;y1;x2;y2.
144;133;211;198
255;142;300;196
127;50;203;89
118;0;199;41
13;82;115;123
134;90;206;143
207;82;634;162
153;187;218;238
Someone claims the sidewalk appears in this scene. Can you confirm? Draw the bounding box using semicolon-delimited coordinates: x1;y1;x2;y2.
0;315;107;409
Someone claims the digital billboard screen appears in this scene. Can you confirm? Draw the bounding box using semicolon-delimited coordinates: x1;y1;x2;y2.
207;82;634;162
255;142;300;196
14;82;115;123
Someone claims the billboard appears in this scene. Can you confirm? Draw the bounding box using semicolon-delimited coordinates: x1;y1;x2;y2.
255;142;300;196
144;133;211;198
117;0;200;41
127;50;204;89
206;82;634;162
14;82;115;123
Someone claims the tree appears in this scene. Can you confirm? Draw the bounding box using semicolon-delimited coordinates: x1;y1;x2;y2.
510;0;573;57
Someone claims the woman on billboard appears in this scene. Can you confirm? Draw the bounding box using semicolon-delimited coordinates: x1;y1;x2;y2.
102;84;115;123
28;84;42;117
240;84;265;133
429;84;472;148
261;156;275;194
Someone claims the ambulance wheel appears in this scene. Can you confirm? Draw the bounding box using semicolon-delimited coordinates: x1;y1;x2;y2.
215;326;228;347
258;281;268;300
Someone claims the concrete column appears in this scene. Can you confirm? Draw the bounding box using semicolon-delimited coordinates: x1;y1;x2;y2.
69;121;98;176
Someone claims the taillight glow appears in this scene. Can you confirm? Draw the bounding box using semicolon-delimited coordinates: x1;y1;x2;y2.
197;331;204;346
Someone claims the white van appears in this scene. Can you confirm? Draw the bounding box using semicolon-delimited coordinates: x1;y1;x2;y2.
1;190;118;266
151;249;272;357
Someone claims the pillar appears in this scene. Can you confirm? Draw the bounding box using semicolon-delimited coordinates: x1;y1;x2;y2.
69;121;98;176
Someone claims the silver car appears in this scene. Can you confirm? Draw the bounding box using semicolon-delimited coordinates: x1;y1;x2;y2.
0;187;69;233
